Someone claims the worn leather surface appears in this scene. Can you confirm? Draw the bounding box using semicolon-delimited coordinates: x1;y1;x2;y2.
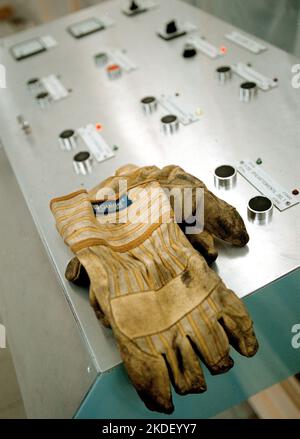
51;166;258;414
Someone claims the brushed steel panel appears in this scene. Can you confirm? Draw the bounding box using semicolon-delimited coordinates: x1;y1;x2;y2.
0;0;299;373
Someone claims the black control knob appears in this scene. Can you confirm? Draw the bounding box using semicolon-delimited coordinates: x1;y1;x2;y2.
183;43;197;58
129;0;139;11
59;129;77;151
166;20;178;34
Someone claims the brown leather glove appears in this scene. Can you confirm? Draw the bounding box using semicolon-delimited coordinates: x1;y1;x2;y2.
51;170;258;414
66;164;249;285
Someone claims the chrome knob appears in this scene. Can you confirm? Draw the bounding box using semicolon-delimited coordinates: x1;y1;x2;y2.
36;91;51;109
73;151;93;176
214;165;237;190
27;78;40;92
161;114;179;134
240;81;257;102
216;66;232;84
141;96;158;114
106;64;122;80
247;196;273;225
59;129;77;151
94;52;108;67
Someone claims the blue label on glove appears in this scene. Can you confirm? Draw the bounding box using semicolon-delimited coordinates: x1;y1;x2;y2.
92;195;133;216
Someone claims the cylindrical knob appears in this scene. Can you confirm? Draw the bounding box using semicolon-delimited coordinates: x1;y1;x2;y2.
166;20;178;34
59;129;77;151
183;43;197;58
141;96;158;114
73;151;93;176
247;196;273;225
240;81;257;102
106;64;122;80
36;91;51;109
216;66;232;84
27;78;40;92
95;52;108;67
161;114;179;134
214;165;237;190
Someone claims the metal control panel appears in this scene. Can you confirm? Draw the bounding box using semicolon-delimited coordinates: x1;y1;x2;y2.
0;0;299;382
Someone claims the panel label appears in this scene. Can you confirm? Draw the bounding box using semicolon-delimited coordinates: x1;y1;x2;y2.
159;95;200;125
78;124;114;163
232;63;277;91
226;31;267;54
41;75;68;101
238;160;298;211
107;49;137;72
186;35;224;59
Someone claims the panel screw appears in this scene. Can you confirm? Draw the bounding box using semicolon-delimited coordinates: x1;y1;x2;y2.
256;158;263;165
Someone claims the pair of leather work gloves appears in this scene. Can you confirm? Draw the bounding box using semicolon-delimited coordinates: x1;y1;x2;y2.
51;164;258;414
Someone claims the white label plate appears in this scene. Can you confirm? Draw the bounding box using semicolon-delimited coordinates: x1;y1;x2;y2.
232;63;277;91
108;49;137;72
226;31;267;54
78;124;114;163
40;35;58;49
238;160;298;211
159;95;199;125
41;75;68;101
186;35;224;59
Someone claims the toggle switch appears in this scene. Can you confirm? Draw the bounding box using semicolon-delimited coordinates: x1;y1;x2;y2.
94;52;108;67
214;165;237;190
73;151;93;175
141;96;158;114
36;91;51;109
182;43;197;58
106;64;122;80
129;0;139;11
247;196;273;224
240;81;257;102
59;129;77;151
216;66;232;84
166;20;178;35
161;114;179;134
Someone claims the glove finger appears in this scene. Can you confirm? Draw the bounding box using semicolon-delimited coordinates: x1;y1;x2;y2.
186;230;218;265
119;336;174;414
65;257;90;287
213;287;259;357
182;305;234;375
205;191;249;247
159;331;206;396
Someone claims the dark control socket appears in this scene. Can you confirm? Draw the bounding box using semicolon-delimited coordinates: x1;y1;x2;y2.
214;165;237;190
247;196;273;224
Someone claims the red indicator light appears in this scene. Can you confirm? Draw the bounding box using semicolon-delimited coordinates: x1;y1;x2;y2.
220;46;228;54
107;64;120;72
96;123;103;131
